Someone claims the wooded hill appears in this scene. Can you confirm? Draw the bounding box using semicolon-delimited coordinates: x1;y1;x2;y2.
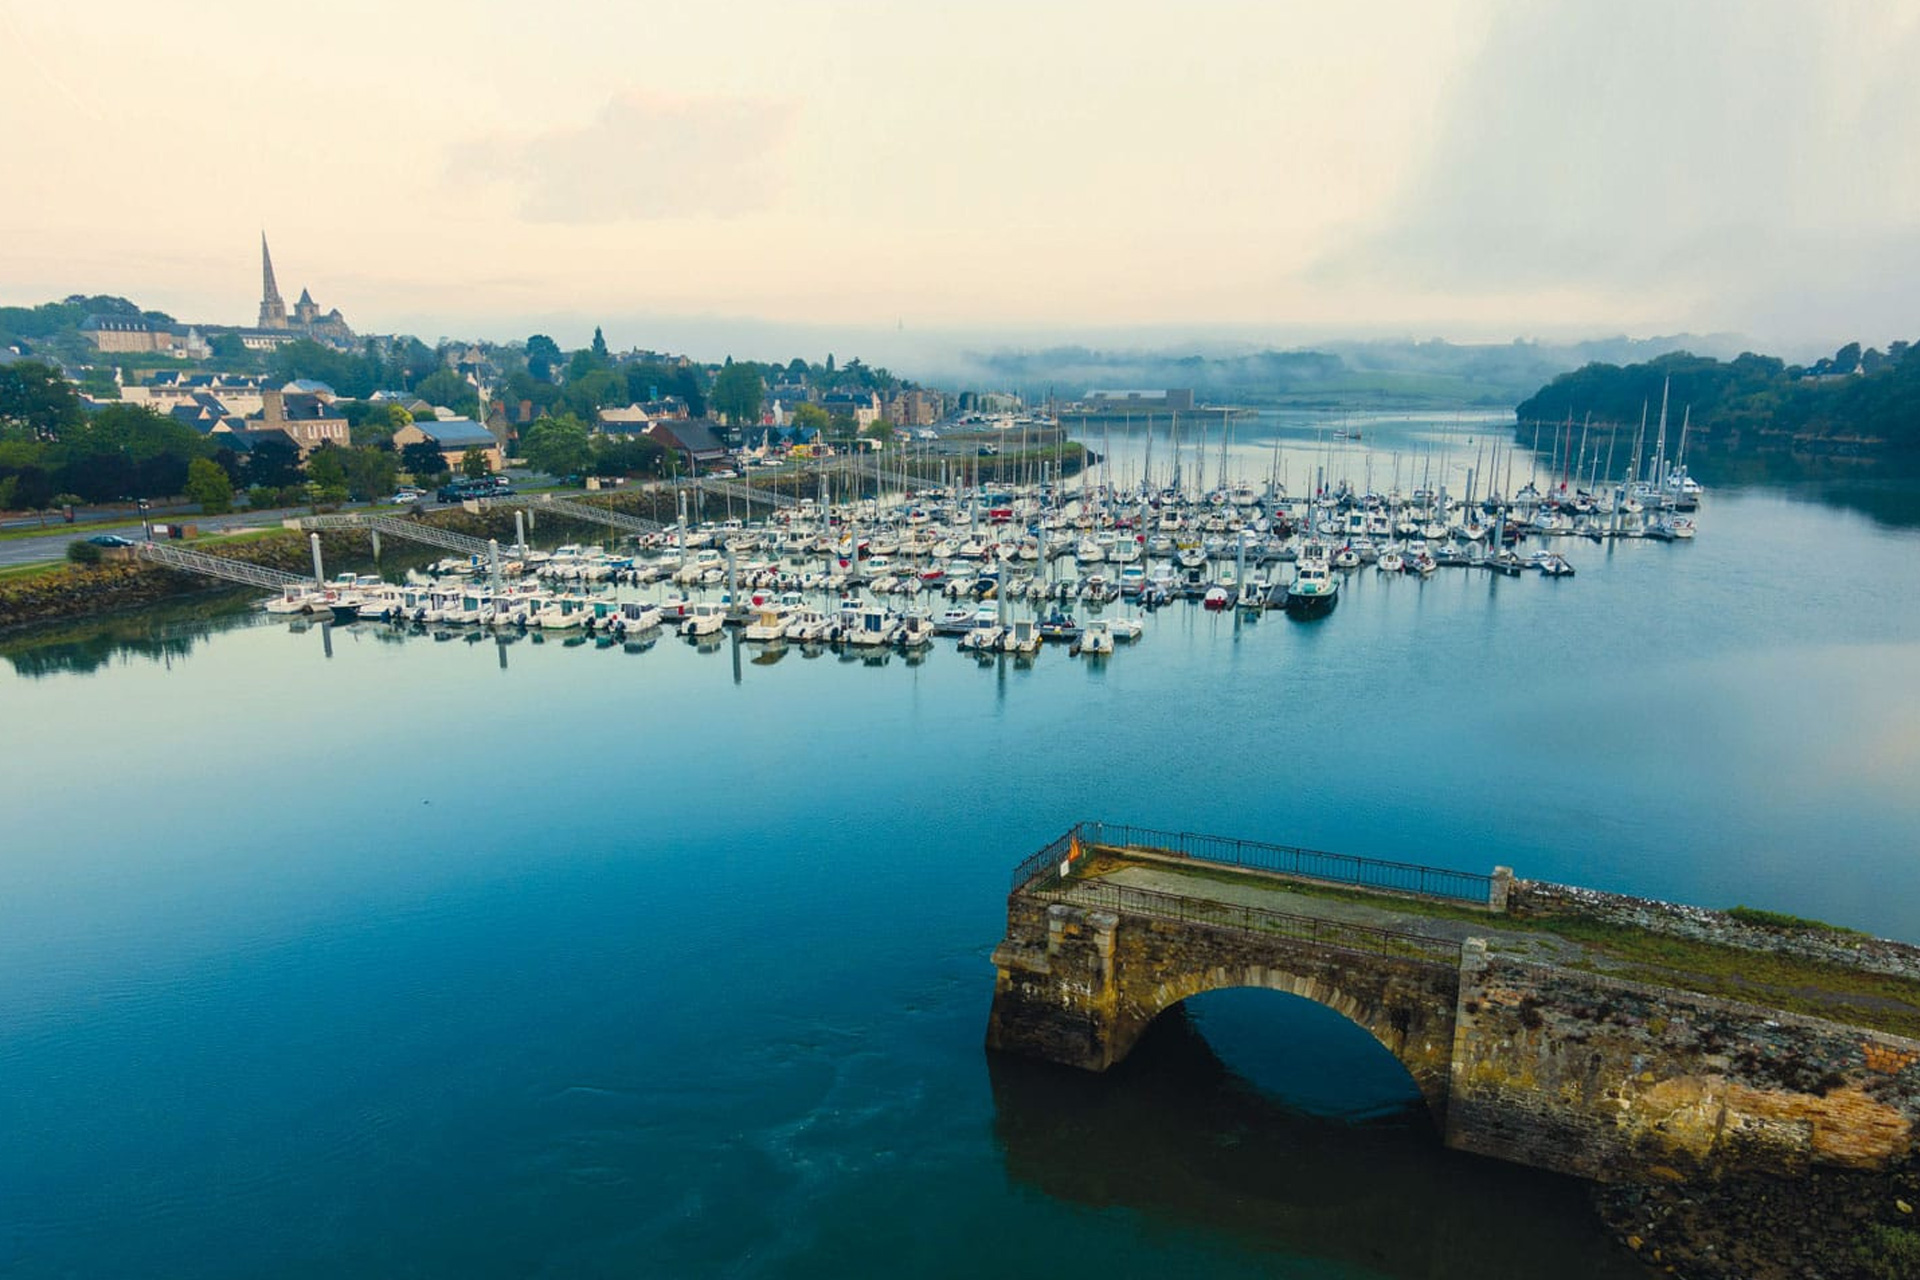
1514;342;1920;455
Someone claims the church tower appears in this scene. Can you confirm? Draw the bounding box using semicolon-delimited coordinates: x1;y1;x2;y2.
258;233;288;329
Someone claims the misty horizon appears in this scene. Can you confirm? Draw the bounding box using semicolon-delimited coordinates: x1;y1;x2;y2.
4;1;1913;373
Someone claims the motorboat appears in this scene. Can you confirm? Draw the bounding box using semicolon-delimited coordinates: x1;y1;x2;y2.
743;606;789;641
1000;618;1041;654
1283;540;1339;617
1073;619;1115;656
679;602;727;637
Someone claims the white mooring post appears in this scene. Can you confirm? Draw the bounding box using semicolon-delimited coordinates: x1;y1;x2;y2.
310;533;324;585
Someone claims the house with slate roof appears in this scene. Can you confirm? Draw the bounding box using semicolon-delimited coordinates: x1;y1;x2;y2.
391;417;503;472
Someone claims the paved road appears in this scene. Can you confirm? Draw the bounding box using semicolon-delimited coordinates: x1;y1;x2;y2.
0;504;366;569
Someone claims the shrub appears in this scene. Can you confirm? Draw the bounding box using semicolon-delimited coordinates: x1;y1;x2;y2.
1856;1224;1920;1280
1727;905;1862;935
65;540;102;565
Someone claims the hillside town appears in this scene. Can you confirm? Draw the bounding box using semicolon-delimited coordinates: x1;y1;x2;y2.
0;236;1040;517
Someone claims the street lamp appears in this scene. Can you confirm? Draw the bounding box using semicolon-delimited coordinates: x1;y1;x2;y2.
138;498;151;541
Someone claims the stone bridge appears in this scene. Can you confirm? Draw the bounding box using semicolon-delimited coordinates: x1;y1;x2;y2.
986;824;1920;1184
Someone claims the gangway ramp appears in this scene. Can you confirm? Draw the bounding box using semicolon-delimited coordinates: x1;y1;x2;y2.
515;494;665;536
131;541;310;590
695;478;796;510
293;513;493;558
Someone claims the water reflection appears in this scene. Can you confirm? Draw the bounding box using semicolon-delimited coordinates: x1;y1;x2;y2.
0;596;261;679
988;1006;1643;1280
1682;447;1920;530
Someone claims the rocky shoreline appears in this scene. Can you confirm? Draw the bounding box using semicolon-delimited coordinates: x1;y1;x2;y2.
0;494;667;635
1595;1158;1920;1280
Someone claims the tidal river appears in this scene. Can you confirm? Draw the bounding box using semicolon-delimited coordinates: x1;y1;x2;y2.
2;413;1917;1278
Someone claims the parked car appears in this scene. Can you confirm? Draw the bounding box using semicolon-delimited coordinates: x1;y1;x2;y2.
86;534;137;547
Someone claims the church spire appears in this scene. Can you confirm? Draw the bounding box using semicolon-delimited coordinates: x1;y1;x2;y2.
258;232;288;329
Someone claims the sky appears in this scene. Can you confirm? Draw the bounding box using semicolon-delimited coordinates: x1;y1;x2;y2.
2;0;1915;367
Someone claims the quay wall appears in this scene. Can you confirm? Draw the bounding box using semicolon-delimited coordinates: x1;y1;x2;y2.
0;494;669;635
0;528;372;634
1509;879;1920;982
1446;940;1920;1183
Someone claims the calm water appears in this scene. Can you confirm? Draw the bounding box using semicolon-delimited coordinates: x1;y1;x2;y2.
4;412;1920;1279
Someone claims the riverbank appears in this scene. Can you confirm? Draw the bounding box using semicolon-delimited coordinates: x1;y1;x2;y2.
1596;1159;1920;1280
0;530;375;634
0;499;629;634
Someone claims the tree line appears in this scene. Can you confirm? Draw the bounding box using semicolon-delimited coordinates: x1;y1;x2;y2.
1514;341;1920;453
0;359;473;514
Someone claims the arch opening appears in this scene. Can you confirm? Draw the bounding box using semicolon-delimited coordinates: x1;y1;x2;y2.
1116;961;1451;1124
1175;987;1426;1122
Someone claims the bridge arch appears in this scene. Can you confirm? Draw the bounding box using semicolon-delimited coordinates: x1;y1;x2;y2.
985;900;1462;1127
1112;960;1451;1122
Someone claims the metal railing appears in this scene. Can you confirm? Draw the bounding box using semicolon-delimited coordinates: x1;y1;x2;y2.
1031;875;1457;968
131;541;310;589
1010;821;1493;906
529;495;667;535
1082;821;1493;904
1009;828;1077;891
696;478;797;510
295;513;494;556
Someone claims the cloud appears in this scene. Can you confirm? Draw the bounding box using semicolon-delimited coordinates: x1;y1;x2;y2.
455;91;796;223
1311;1;1920;343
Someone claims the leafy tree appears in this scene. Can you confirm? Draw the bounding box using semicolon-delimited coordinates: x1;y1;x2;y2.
526;333;561;381
1515;339;1920;456
305;444;348;494
49;403;209;501
710;358;764;426
567;346;607;380
560;367;623;420
400;439;449;480
590;435;664;477
343;400;411;446
413;369;478;417
248;436;304;488
0;361;85;437
2;466;52;509
341;445;399;500
861;418;897;445
622;360;707;417
185;457;233;514
390;336;440;388
502;367;562;416
521;414;593;478
266;338;387;398
791;402;830;435
77;368;121;400
461;447;490;479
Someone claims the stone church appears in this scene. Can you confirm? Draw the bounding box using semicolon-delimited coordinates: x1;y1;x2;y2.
253;234;354;346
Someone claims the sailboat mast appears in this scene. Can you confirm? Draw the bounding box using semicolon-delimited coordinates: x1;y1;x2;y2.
1652;377;1670;488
